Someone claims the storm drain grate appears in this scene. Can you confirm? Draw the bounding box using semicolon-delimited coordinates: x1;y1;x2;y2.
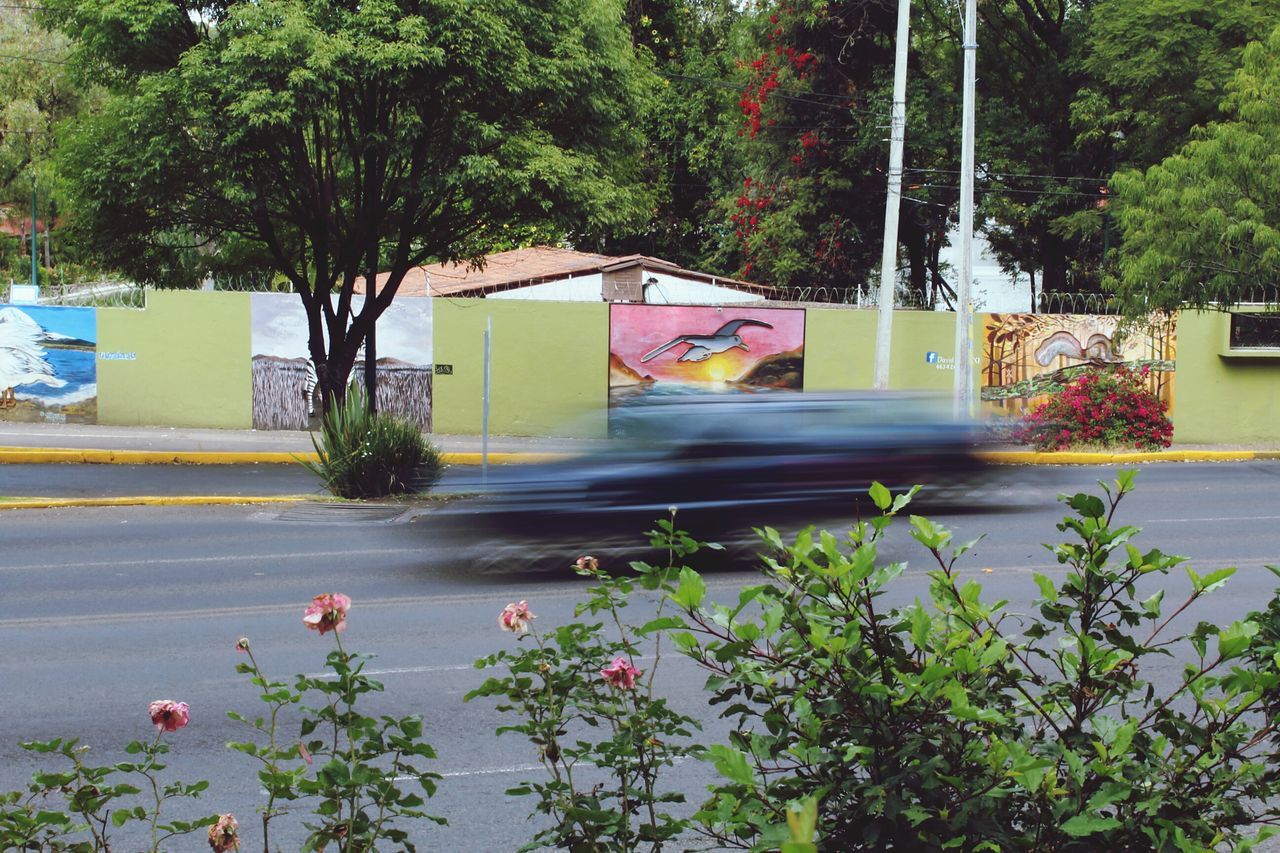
271;503;411;524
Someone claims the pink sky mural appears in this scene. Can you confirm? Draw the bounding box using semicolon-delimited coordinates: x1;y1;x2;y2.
609;304;804;389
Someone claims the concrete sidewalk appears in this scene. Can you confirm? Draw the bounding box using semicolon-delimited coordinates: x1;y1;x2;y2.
0;420;1276;467
0;422;602;465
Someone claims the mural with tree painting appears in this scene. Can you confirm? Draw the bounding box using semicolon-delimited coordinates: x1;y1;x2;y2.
981;313;1176;417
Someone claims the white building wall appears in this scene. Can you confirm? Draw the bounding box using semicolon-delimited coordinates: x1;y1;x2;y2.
481;270;765;305
641;272;765;305
485;274;605;301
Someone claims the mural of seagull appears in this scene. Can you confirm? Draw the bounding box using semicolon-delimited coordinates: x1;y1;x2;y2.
640;318;775;364
0;308;67;392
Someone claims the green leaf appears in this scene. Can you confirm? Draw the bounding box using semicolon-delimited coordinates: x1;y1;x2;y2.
707;744;754;786
1033;572;1059;602
671;567;706;610
1061;814;1123;836
869;481;892;511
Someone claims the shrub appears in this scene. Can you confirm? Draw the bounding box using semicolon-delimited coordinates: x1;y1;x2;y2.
0;593;443;852
466;524;707;851
303;385;442;499
1011;365;1173;451
669;475;1280;850
476;476;1280;850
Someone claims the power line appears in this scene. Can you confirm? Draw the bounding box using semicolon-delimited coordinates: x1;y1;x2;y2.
906;166;1111;184
907;182;1106;198
661;71;887;118
0;50;70;64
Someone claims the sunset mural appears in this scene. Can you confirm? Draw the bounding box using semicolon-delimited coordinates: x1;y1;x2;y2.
608;304;805;412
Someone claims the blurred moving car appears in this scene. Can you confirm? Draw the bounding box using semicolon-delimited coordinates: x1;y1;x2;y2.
437;392;995;569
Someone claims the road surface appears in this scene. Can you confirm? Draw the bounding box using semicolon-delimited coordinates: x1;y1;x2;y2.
2;461;1279;849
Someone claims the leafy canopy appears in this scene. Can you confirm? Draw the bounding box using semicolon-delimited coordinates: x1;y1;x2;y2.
47;0;654;398
1113;24;1280;312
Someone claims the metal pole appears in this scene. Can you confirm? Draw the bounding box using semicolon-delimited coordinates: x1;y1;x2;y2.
873;0;911;390
30;179;38;290
481;316;491;484
953;0;977;419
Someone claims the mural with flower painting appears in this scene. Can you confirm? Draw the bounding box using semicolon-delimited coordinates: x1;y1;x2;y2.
608;304;804;413
981;313;1176;417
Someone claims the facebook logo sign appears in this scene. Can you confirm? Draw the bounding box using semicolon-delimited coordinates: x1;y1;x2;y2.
925;351;938;364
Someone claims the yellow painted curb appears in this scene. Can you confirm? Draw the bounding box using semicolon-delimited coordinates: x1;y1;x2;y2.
0;495;316;510
978;449;1280;465
440;452;571;465
0;447;572;465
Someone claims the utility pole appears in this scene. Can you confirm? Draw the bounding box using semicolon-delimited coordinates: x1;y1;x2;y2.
30;178;38;290
873;0;911;390
952;0;977;418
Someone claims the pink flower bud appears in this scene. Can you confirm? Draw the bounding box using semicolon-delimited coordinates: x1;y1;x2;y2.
303;593;351;635
600;656;641;690
499;601;535;634
207;813;239;852
148;700;190;732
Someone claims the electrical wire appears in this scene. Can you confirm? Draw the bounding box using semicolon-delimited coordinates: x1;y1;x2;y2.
906;166;1111;184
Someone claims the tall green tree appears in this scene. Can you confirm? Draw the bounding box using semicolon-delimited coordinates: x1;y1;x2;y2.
48;0;653;405
1112;25;1280;312
0;4;84;272
592;0;741;267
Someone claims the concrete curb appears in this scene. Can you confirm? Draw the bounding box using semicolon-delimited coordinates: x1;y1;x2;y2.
0;447;573;466
978;449;1280;465
0;495;315;510
0;446;1276;467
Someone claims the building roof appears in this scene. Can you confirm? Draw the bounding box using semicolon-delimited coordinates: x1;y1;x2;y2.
358;246;763;298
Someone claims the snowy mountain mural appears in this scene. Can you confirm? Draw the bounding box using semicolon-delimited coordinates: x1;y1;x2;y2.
0;305;97;423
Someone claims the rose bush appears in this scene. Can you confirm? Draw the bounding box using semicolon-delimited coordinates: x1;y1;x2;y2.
1011;365;1173;451
1;592;442;852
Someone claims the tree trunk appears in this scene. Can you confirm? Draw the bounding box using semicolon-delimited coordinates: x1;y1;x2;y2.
904;221;927;308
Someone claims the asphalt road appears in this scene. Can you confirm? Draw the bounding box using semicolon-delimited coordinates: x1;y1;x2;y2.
2;461;1280;850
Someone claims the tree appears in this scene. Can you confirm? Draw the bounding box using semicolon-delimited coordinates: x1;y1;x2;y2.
0;4;85;277
707;0;936;300
1112;25;1280;313
48;0;653;406
591;0;742;268
1072;0;1278;169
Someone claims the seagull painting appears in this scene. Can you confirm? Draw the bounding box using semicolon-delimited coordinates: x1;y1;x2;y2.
640;318;775;364
0;308;67;394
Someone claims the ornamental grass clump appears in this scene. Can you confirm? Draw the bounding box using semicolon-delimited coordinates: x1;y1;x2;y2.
1011;365;1173;451
304;385;442;499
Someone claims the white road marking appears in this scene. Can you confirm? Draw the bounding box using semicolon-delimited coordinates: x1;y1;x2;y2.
0;547;426;574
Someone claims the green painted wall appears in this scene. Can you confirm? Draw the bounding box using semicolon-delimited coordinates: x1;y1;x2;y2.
799;308;978;395
97;291;252;428
432;300;609;437
1172;310;1280;446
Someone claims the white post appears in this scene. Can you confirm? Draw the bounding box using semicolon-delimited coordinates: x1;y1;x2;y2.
873;0;911;390
953;0;977;418
482;316;492;484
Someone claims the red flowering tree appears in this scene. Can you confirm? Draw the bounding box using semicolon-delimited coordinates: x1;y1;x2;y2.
1011;366;1173;451
717;0;961;303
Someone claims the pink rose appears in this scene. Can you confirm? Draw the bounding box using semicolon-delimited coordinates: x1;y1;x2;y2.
207;813;239;852
148;700;190;732
601;657;641;690
499;601;535;634
303;593;351;635
574;556;600;576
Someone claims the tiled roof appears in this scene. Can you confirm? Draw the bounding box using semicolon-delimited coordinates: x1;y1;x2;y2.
358;246;760;298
